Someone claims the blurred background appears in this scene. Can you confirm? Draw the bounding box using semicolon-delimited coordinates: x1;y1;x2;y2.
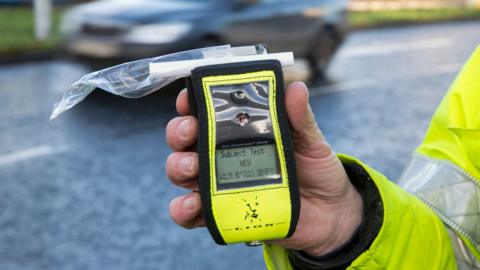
1;0;480;269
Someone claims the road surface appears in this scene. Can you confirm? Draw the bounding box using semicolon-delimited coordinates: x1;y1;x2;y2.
0;21;479;270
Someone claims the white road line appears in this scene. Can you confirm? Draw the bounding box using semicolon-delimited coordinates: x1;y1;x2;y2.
310;79;376;97
0;145;68;167
311;62;462;96
339;38;454;58
413;62;463;77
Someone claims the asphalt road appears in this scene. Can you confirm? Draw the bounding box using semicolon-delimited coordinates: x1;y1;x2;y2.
1;21;479;270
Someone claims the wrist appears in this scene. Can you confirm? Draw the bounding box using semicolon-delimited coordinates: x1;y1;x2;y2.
303;180;364;256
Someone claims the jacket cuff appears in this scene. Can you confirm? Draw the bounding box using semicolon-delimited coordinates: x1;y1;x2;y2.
287;161;384;270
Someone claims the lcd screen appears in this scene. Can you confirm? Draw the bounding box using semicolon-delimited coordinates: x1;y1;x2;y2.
216;144;280;185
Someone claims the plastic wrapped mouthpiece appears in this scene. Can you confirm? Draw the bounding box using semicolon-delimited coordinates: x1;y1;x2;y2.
50;44;294;120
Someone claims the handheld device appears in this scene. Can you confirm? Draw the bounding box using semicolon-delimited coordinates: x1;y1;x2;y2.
186;59;300;245
52;44;300;246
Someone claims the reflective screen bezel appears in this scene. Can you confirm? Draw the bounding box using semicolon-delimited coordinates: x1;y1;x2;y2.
201;70;289;195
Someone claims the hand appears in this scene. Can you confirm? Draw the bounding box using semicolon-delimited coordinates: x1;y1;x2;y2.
165;82;363;256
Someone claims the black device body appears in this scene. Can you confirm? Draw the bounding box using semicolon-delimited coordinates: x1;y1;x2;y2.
185;60;300;245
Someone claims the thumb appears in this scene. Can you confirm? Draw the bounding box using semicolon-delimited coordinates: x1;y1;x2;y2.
285;82;330;158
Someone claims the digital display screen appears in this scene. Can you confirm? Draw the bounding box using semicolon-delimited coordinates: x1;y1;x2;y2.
216;144;280;185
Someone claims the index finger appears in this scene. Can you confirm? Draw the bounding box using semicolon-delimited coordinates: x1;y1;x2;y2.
176;88;190;115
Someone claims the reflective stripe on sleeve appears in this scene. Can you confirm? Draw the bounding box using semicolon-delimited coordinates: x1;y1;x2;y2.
398;154;480;268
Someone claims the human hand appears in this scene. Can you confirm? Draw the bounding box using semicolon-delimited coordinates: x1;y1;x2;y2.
165;82;363;256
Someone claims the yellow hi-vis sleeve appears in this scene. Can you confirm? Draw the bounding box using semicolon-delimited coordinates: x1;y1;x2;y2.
263;155;456;270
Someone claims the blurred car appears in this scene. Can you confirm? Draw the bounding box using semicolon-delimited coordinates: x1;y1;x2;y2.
0;0;84;5
61;0;349;74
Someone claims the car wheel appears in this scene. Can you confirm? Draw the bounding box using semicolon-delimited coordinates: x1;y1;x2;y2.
308;28;339;79
197;36;223;49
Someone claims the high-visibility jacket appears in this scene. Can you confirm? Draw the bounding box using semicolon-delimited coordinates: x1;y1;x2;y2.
263;46;480;269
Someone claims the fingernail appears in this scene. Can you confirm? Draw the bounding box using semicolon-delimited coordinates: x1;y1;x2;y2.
177;118;191;138
183;196;195;211
179;156;192;173
170;196;180;208
293;81;308;90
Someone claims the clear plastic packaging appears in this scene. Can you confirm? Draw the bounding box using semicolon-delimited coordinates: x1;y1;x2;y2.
50;44;268;120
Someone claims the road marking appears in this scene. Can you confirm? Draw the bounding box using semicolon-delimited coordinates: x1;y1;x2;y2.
339;38;454;58
310;79;376;97
311;62;463;96
0;145;68;167
413;62;463;77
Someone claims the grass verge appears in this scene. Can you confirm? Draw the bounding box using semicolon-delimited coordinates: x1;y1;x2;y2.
349;8;480;29
0;7;63;54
